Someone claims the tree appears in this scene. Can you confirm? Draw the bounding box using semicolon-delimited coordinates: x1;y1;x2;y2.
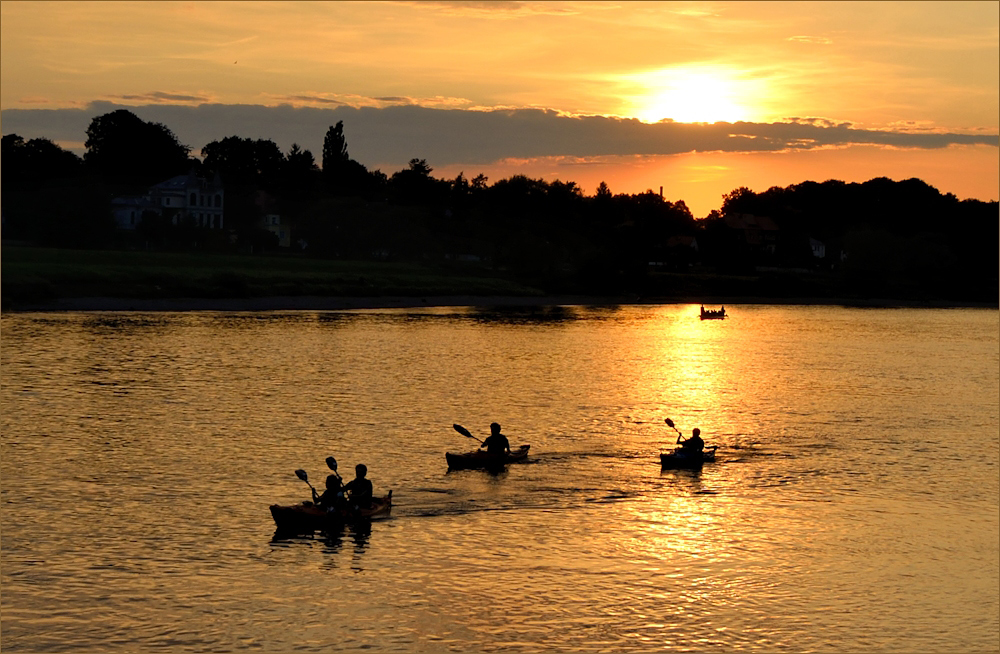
322;121;350;170
408;158;433;176
290;143;315;166
489;174;550;209
84;109;190;189
1;134;110;246
451;172;471;199
321;121;385;198
671;199;693;221
389;159;447;205
721;186;757;216
471;174;489;191
280;143;320;210
595;181;612;199
201;136;284;190
2;134;82;183
321;122;349;194
285;143;318;179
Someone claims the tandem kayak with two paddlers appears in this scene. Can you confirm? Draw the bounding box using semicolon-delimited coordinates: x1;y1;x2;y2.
271;461;391;533
270;492;393;533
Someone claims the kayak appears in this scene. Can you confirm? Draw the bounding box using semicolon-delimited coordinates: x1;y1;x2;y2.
270;491;392;533
660;448;716;469
446;444;531;470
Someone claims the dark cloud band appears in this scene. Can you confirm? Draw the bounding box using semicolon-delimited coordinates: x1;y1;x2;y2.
2;102;995;166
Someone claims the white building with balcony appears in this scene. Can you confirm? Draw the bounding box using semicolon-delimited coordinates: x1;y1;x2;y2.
112;172;225;230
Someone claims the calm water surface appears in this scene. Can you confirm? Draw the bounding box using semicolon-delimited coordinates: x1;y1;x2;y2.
2;305;997;653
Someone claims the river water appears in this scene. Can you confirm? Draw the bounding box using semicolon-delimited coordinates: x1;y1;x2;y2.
1;304;997;653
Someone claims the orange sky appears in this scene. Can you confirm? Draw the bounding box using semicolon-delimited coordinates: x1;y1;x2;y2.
2;1;997;215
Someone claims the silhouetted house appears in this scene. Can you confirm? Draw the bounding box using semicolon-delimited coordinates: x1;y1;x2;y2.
262;214;291;247
255;191;291;248
111;172;225;230
650;235;700;270
111;196;159;230
724;213;780;255
150;173;225;229
666;235;699;252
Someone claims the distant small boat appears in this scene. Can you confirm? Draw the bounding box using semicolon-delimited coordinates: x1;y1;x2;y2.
700;305;726;320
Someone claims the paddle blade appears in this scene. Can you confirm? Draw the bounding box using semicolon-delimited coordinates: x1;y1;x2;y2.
453;423;474;439
665;418;675;429
326;456;338;472
295;469;308;482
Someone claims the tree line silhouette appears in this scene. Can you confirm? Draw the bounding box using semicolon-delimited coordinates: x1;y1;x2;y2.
2;108;997;300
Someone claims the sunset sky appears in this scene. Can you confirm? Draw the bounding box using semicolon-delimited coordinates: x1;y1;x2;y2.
2;1;997;216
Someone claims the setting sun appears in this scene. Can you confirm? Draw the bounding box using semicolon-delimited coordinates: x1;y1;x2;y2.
630;67;759;124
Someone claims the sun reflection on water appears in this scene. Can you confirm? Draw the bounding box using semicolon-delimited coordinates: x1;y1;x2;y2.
638;305;745;445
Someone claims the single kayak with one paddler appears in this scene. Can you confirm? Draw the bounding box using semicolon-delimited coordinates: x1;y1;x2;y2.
445;444;531;470
448;422;530;470
659;447;716;469
661;417;717;468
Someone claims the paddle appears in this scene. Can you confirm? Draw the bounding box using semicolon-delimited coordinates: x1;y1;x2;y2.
325;456;343;481
664;417;688;452
453;423;484;444
325;456;350;503
295;469;318;500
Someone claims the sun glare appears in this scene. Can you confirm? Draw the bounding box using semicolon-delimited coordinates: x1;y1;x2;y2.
630;67;757;124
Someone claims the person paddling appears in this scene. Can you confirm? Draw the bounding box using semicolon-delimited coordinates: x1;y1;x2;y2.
480;422;511;459
343;463;374;511
313;473;345;511
677;427;705;456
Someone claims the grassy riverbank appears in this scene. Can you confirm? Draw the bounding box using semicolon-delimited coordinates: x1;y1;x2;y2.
3;245;996;311
1;245;544;310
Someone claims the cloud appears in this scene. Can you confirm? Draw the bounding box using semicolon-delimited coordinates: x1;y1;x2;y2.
107;91;215;104
13;96;59;106
257;93;474;110
783;117;854;129
272;94;346;106
669;6;720;18
788;35;833;45
2;103;996;170
396;0;581;17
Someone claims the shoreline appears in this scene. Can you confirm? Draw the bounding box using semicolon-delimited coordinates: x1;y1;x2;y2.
3;294;996;313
